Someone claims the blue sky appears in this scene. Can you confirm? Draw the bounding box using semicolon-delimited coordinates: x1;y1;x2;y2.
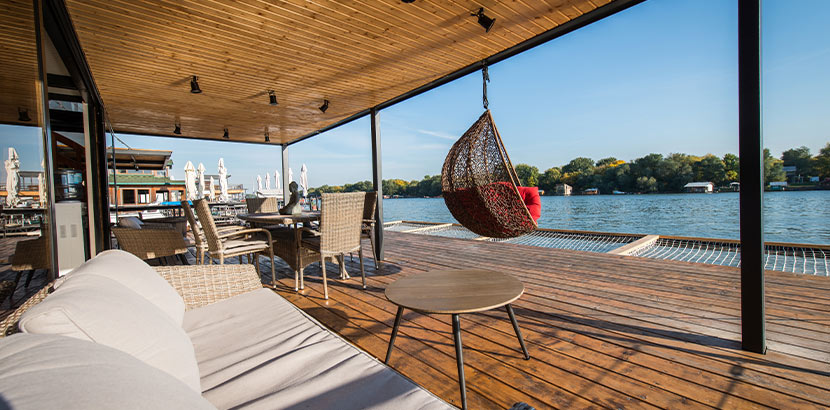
3;0;829;191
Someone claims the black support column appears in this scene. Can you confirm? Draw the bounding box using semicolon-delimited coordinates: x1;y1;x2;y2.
370;108;384;261
738;0;766;354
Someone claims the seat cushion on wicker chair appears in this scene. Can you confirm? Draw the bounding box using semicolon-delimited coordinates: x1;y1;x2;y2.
119;216;144;229
0;334;215;410
183;289;453;410
222;239;269;254
62;249;185;325
18;274;201;392
517;186;541;221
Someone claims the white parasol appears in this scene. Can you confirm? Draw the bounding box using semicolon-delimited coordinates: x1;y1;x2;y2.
208;176;216;201
218;158;229;202
197;163;206;199
265;172;271;190
300;163;308;197
4;148;20;207
288;168;293;185
38;159;46;208
256;175;263;192
184;161;197;201
274;170;280;192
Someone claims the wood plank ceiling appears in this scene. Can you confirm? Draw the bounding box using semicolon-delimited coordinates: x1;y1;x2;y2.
64;0;613;145
0;0;42;127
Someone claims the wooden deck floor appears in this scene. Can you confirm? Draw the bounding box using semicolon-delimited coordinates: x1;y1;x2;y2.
3;232;829;409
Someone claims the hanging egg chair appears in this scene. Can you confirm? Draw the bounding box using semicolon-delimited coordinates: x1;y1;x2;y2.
441;109;537;238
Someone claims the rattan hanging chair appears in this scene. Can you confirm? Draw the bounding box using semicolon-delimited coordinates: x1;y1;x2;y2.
441;110;537;238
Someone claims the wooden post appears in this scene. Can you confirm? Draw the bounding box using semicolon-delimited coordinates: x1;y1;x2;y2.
370;108;384;261
738;0;765;354
281;144;290;204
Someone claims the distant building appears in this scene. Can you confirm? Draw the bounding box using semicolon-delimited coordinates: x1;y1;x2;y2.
683;182;714;193
769;181;788;191
729;182;740;192
582;188;599;195
554;183;572;196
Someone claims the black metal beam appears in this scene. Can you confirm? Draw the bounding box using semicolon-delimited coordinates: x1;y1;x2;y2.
287;0;645;147
34;0;60;280
738;0;766;354
370;108;384;261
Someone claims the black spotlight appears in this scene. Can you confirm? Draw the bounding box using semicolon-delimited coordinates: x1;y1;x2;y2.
264;129;270;143
319;99;329;113
472;7;495;32
190;75;202;93
268;90;278;106
223;128;229;139
401;0;415;3
173;122;182;135
17;107;31;122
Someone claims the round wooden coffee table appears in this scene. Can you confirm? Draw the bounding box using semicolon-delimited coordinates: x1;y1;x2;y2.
384;269;530;410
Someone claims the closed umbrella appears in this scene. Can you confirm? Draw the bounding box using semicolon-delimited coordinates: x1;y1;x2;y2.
38;159;46;208
256;175;263;192
300;163;308;197
4;148;20;207
265;172;271;190
184;161;197;201
197;163;206;199
218;158;229;202
274;170;280;192
208;176;216;201
288;168;293;185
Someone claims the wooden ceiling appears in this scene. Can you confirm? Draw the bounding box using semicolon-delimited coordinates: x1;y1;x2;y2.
64;0;615;145
0;0;42;127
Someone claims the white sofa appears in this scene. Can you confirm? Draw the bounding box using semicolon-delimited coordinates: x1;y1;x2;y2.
0;250;454;410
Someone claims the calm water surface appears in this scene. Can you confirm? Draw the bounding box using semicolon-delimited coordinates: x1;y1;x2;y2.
383;191;830;245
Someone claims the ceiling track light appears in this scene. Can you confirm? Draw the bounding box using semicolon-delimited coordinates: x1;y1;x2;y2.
173;122;181;135
264;128;271;143
319;99;329;113
17;107;31;122
268;90;278;106
190;75;202;93
472;7;495;32
223;128;229;139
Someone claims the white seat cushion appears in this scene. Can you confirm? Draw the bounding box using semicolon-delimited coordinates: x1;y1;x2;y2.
0;334;215;410
184;289;452;410
62;249;185;325
118;216;144;229
19;274;201;392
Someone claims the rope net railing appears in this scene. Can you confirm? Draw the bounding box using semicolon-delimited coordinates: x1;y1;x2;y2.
383;221;830;276
489;231;639;253
629;238;829;276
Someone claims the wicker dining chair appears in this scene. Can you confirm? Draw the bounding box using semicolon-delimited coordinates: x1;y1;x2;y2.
112;226;190;264
181;201;243;264
246;197;279;213
193;199;276;285
299;192;366;300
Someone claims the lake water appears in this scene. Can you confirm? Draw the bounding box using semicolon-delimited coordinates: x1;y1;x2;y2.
382;190;830;245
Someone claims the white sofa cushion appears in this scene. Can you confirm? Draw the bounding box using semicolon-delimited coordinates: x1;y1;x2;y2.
18;274;201;392
63;249;185;325
118;216;144;229
0;334;215;410
184;288;453;410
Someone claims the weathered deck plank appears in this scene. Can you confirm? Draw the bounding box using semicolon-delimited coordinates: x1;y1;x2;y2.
3;232;829;409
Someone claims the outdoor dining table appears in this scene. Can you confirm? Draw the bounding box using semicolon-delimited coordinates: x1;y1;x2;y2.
236;211;351;282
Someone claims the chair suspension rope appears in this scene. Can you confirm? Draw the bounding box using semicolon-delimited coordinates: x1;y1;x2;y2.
482;63;490;110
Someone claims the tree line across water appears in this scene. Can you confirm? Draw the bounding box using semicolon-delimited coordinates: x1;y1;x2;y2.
309;143;830;196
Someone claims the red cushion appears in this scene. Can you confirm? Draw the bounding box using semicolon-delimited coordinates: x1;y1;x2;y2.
517;186;541;221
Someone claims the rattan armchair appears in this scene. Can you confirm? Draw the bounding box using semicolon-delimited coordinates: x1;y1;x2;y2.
193;199;276;285
182;201;242;264
361;191;379;269
246;197;279;213
299;192;366;300
112;226;190;263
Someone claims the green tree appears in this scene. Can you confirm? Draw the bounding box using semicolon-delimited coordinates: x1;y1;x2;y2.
764;148;786;183
537;167;561;194
781;146;812;177
723;153;739;176
812;142;830;179
635;176;657;193
562;157;594;174
694;155;726;185
632;153;663;178
596;157;618;167
514;164;540;186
